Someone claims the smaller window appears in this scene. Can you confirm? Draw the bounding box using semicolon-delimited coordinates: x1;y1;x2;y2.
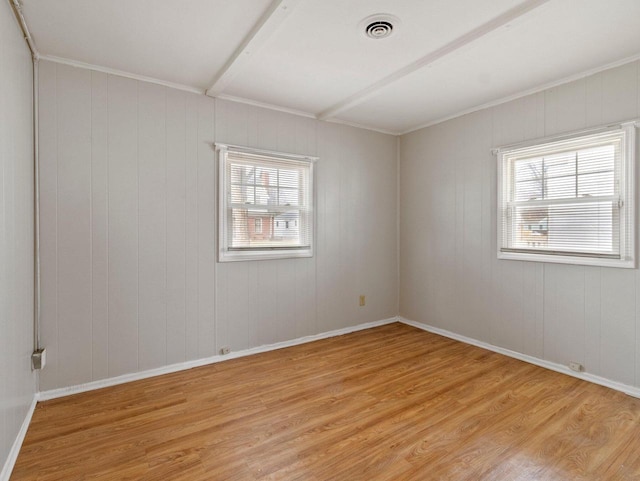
496;123;636;268
217;143;316;262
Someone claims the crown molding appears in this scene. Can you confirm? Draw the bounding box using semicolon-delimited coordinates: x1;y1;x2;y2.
39;54;205;95
400;52;640;136
215;93;316;118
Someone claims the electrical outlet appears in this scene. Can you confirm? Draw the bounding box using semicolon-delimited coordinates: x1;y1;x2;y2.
220;346;231;355
569;361;583;372
359;295;366;307
32;348;46;370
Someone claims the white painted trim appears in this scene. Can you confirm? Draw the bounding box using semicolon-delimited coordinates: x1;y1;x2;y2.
400;53;640;136
399;317;640;398
216;93;317;119
206;0;301;97
317;0;550;121
215;95;400;136
39;55;205;95
214;142;319;162
0;395;37;481
325;117;399;136
8;0;39;59
496;125;636;269
37;317;399;401
492;119;640;153
32;40;640;139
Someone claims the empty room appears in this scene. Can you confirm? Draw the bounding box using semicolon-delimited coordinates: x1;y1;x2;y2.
2;0;640;479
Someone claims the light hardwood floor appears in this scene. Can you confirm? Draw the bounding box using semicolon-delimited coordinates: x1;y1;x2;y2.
11;323;640;480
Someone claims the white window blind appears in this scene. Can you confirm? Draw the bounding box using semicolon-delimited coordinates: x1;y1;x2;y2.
217;144;316;262
497;124;636;268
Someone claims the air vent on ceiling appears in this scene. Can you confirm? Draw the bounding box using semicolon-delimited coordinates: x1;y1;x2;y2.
366;20;393;39
360;14;400;40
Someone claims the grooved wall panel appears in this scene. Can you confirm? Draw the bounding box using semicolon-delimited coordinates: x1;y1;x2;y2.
0;0;35;473
400;59;640;389
55;65;92;388
37;63;398;390
107;75;140;378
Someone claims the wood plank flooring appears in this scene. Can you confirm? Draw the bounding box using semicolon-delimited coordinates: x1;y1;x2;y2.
11;323;640;480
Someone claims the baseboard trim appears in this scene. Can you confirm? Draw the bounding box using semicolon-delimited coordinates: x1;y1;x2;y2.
399;317;640;399
0;394;37;481
38;317;399;401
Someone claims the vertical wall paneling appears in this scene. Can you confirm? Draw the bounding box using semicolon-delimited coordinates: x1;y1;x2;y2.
584;267;602;375
339;128;358;329
91;71;109;381
138;82;167;370
0;0;36;472
544;79;587;136
184;94;200;361
165;89;187;365
316;123;343;333
107;75;139;377
37;67;398;390
542;264;585;367
37;61;59;392
599;268;635;385
196;99;216;358
400;59;640;389
56;64;92;388
600;61;638;124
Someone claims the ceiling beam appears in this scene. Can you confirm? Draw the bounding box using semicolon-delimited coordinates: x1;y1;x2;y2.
206;0;300;98
317;0;551;121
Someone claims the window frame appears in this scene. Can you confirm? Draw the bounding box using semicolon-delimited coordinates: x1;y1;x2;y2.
216;143;317;263
496;122;636;268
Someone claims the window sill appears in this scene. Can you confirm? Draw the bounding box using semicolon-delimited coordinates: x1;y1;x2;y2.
219;248;313;262
497;250;635;268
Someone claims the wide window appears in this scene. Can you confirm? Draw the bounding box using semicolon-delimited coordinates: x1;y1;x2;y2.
497;123;636;268
217;143;316;262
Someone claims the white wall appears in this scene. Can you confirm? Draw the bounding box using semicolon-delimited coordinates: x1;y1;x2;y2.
37;61;398;391
0;0;36;474
400;60;640;388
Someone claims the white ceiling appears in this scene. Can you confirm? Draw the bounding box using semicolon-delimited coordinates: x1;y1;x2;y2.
21;0;640;134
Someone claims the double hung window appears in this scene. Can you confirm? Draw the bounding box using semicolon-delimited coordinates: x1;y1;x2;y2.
217;144;316;262
497;124;636;267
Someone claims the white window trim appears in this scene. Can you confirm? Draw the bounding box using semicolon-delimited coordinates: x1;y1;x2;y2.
216;143;317;262
495;121;637;269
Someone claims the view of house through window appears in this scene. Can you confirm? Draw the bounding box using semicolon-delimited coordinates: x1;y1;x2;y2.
512;144;615;253
497;125;635;268
217;144;315;261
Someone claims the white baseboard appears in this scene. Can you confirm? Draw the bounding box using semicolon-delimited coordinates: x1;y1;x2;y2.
400;317;640;399
0;395;37;481
38;317;399;402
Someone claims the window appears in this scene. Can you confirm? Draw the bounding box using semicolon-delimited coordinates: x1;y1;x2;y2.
497;123;636;268
217;143;316;262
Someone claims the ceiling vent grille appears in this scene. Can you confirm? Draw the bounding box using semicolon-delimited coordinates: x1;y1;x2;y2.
360;14;400;40
366;21;393;39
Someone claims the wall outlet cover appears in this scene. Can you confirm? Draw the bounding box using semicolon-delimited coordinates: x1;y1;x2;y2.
569;361;583;372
